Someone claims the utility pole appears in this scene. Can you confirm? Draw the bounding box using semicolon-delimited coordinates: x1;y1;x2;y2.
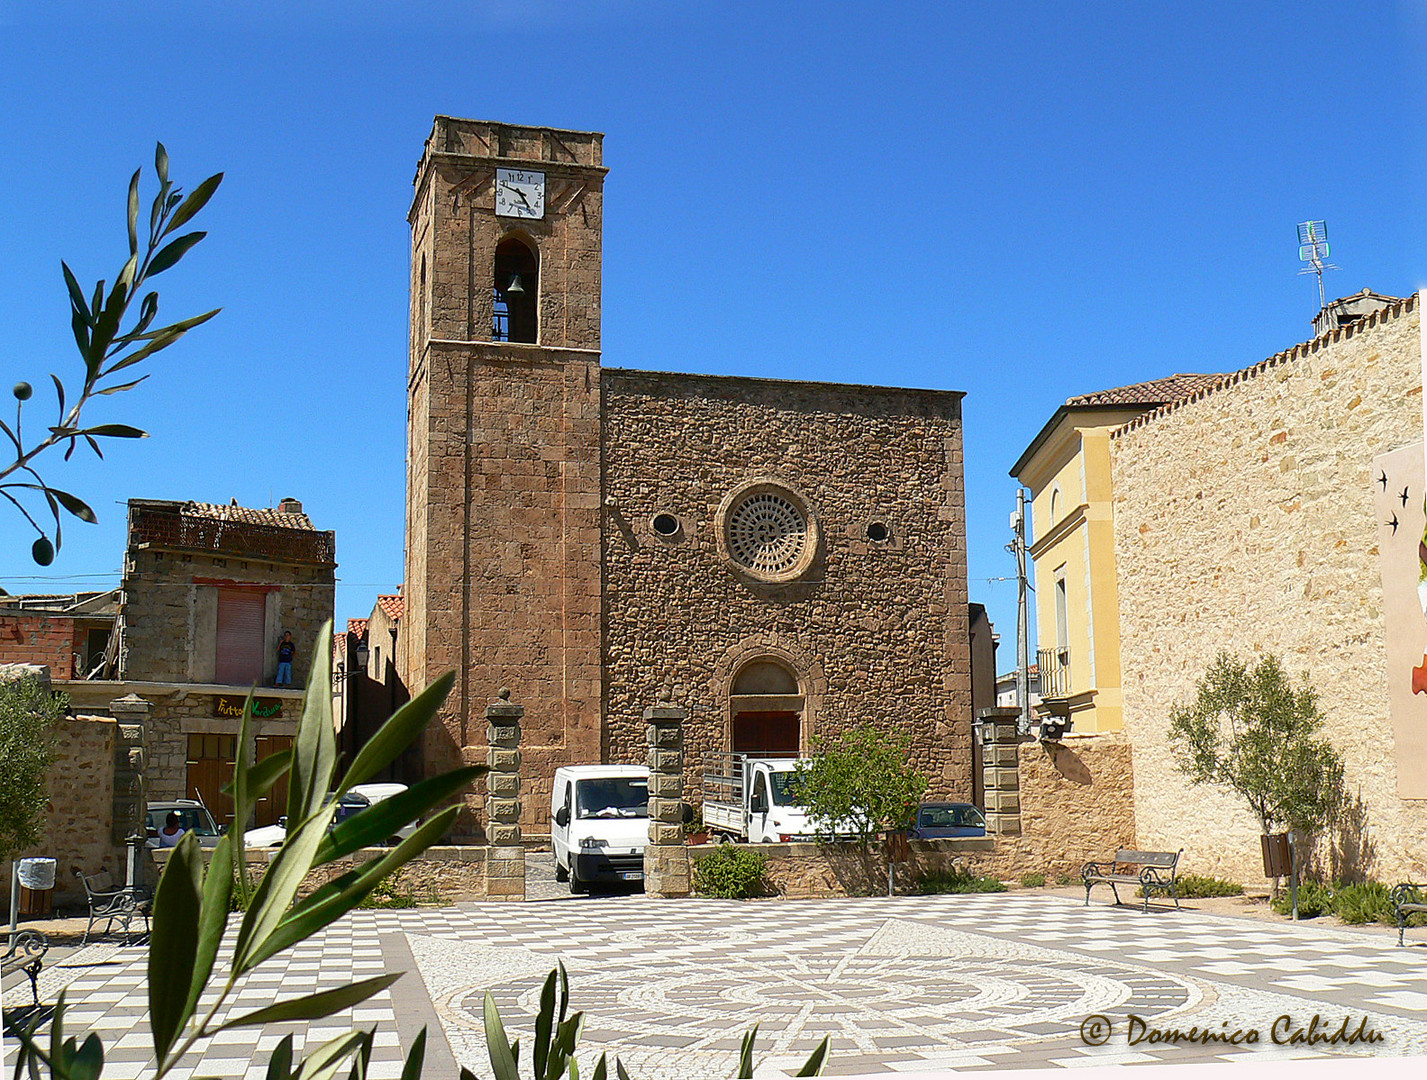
1012;488;1031;736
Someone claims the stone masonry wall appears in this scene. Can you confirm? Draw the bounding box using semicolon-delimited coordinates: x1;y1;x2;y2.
22;715;121;908
122;547;334;688
1112;296;1427;884
699;838;993;899
974;733;1137;881
602;371;972;806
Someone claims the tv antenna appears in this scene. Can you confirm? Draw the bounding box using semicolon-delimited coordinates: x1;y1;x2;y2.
1296;220;1339;309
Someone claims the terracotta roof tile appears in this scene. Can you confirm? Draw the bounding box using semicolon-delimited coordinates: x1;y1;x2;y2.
376;594;404;622
1065;373;1224;409
347;618;369;638
182;501;316;530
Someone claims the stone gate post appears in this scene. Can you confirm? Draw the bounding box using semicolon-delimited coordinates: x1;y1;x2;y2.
644;700;691;898
484;688;525;900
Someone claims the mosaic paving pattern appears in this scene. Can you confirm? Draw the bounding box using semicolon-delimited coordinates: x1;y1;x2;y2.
7;893;1427;1077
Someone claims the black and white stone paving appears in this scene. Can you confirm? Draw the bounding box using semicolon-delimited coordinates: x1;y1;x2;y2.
9;892;1427;1077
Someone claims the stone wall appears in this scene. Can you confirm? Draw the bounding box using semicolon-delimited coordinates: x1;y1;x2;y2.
1111;295;1427;884
121;546;335;688
697;838;993;899
154;845;488;901
22;715;122;908
602;370;972;808
973;733;1137;881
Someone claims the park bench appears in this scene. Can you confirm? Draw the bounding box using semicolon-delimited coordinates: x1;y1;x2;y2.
1391;883;1427;947
0;929;49;1006
76;870;151;945
1081;849;1183;912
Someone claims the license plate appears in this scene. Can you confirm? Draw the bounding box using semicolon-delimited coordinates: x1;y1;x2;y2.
619;871;643;881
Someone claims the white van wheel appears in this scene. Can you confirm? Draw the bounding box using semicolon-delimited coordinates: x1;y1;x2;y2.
555;857;569;882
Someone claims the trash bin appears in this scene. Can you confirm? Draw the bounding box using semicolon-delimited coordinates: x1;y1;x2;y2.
17;857;57;918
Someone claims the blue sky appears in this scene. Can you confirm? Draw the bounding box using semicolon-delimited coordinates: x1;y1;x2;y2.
2;1;1424;671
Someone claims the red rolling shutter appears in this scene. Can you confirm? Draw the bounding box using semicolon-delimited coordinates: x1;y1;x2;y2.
215;589;266;686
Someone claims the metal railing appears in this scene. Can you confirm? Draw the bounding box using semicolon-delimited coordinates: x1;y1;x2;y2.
1037;647;1071;700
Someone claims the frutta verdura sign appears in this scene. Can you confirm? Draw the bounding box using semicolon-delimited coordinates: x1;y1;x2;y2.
215;695;283;719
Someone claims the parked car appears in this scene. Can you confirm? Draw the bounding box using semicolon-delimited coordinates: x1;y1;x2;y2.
243;791;370;848
909;802;987;839
242;785;419;848
145;800;225;849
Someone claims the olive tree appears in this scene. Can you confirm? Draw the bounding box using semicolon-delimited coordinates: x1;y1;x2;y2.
3;144;221;564
0;671;62;861
792;725;928;846
1167;651;1345;844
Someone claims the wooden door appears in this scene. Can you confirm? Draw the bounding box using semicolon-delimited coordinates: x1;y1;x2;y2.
731;710;800;756
186;733;237;827
253;734;293;826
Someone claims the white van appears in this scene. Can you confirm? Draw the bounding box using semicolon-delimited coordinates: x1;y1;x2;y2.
550;765;649;893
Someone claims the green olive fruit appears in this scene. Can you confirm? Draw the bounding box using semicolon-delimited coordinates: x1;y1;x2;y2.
13;381;33;401
32;536;55;565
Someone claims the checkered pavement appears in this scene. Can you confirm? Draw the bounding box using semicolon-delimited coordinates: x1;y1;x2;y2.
7;892;1427;1077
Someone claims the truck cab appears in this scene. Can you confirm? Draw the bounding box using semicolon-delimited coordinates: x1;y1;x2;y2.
549;765;649;893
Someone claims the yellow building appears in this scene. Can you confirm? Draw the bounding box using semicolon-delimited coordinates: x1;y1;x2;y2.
1011;375;1221;734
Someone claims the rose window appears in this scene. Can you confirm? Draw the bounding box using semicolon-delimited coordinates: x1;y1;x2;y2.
727;492;808;576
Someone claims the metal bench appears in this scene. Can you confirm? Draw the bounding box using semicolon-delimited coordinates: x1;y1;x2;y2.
1391;883;1427;947
1081;848;1183;912
76;870;151;945
0;930;49;1006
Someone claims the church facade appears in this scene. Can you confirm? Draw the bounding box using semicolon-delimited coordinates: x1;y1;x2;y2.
400;117;972;835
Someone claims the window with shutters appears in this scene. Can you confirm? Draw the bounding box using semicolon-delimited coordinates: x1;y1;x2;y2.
215;588;266;686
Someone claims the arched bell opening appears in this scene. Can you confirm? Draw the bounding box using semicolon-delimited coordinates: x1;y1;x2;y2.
493;236;538;343
728;658;804;757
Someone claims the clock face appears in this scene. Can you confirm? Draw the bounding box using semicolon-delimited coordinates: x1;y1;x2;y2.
495;167;545;219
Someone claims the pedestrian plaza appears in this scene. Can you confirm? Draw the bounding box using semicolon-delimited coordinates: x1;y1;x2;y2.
7;891;1427;1078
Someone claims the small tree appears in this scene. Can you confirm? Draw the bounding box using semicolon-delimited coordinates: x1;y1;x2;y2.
0;672;62;861
1167;652;1345;850
793;725;928;845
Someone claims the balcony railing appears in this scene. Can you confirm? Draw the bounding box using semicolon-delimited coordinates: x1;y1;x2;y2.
1037;647;1071;700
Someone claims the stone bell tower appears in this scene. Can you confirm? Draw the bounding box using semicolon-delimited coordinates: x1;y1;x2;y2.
403;117;606;835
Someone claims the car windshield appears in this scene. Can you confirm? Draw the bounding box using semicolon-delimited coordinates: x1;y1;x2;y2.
149;807;220;836
769;771;801;807
332;793;371;825
919;805;984;828
575;778;648;818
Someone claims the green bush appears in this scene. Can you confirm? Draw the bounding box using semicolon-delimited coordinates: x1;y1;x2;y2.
694;844;768;899
1330;881;1400;926
1175;874;1244;899
1271;880;1333;918
917;867;1006;894
1019;872;1046;888
1055;871;1077;886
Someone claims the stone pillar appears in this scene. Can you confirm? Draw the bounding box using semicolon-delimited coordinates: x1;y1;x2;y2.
644;701;690;898
109;694;152;845
975;706;1023;836
484;688;525;900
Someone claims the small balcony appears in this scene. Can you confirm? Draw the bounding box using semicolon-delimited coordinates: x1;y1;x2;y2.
1037;647;1071;702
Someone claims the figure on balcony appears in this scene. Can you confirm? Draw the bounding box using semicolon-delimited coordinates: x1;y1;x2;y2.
275;631;296;686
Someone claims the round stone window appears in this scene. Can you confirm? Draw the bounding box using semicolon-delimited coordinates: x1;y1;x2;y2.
716;480;818;584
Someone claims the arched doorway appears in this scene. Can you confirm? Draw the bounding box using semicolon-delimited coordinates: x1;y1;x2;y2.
729;658;803;756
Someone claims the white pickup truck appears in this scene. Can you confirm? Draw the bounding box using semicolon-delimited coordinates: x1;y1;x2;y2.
701;753;820;843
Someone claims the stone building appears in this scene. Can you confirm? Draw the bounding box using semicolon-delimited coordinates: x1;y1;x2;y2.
1111;290;1427;884
0;589;118;679
335;594;411;780
400;117;972;836
56;497;336;830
